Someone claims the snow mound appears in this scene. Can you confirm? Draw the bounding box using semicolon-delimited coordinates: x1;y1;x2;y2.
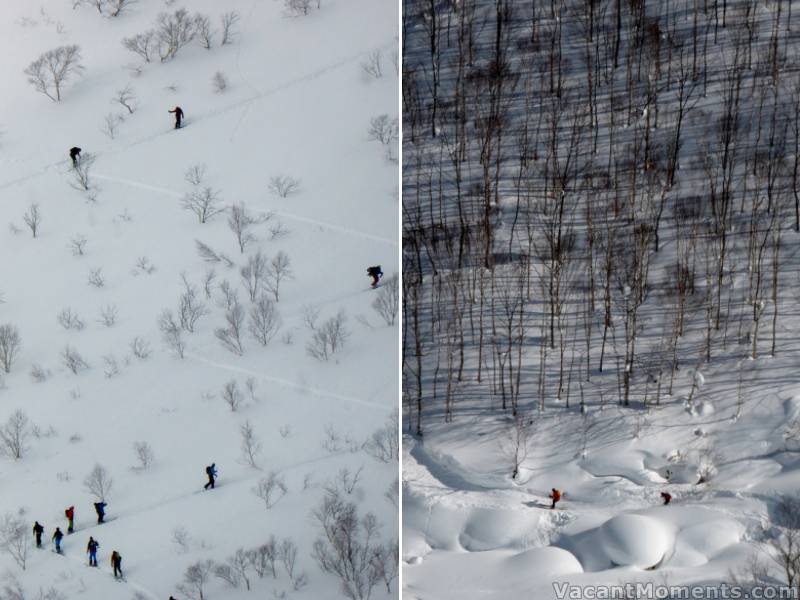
459;508;538;551
598;514;672;568
506;546;584;577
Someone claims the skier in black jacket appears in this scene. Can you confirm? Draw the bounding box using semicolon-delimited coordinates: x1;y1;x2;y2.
33;521;44;548
168;106;184;129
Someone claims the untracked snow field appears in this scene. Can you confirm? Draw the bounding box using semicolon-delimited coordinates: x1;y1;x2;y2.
0;1;398;598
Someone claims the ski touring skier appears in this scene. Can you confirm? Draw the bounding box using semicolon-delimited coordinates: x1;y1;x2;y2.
168;106;184;129
366;265;383;288
204;463;217;490
33;521;44;548
87;537;99;566
111;550;123;578
661;491;672;505
550;488;562;509
52;527;63;554
65;506;75;533
69;146;81;167
94;501;107;524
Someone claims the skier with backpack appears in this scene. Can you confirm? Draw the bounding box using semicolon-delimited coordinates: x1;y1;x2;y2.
168;106;184;129
65;506;75;533
661;491;672;505
366;265;383;288
69;147;81;167
94;501;107;524
87;537;99;566
52;527;63;554
111;550;123;578
549;488;562;509
33;521;44;548
204;463;217;490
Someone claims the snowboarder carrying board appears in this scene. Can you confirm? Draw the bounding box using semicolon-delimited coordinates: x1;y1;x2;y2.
65;506;75;533
367;266;383;288
69;147;81;167
168;106;184;129
661;492;672;505
550;488;562;509
87;537;99;566
52;528;63;553
33;521;44;548
111;550;123;578
94;502;107;524
204;463;217;489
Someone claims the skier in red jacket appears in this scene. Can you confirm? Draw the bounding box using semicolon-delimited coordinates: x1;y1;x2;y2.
661;492;672;505
65;506;75;533
550;488;562;509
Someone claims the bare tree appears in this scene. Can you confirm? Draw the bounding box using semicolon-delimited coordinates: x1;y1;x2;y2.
0;411;30;460
156;9;197;62
222;379;242;411
158;309;185;358
371;274;398;325
767;496;800;594
57;308;85;330
241;251;268;301
183;187;225;223
24;45;84;101
122;30;156;62
278;538;298;578
101;112;124;139
220;11;240;45
23;203;41;238
61;345;89;374
194;14;215;49
228;204;257;253
0;324;21;373
70;152;96;192
306;309;350;361
215;549;252;590
363;414;398;463
172;526;191;554
249;294;281;346
367;114;398;146
268;175;300;198
247;537;278;578
215;296;245;355
239;420;262;468
178;275;207;333
83;463;113;501
285;0;314;17
112;85;137;114
371;541;398;594
312;491;382;600
500;416;532;481
132;441;155;470
361;50;382;79
252;471;287;509
265;251;293;302
178;559;215;600
104;0;138;17
0;513;29;570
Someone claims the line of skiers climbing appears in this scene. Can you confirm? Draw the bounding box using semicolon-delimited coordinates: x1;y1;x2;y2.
547;488;672;509
29;464;217;595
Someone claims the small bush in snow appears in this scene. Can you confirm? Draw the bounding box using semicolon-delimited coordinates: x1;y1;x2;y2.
130;336;151;359
158;309;185;358
112;84;137;114
268;175;300;198
240;420;262;469
372;274;398;325
83;463;113;501
101;112;124;139
177;560;215;600
305;309;350;361
0;410;31;460
70;234;87;256
132;441;155;470
284;0;318;17
0;513;30;570
98;304;118;327
172;526;191;554
215;297;246;355
0;324;22;373
252;471;287;509
29;363;49;383
360;49;382;79
363;414;399;463
57;308;85;331
222;379;242;412
212;71;228;93
22;203;41;238
87;268;106;288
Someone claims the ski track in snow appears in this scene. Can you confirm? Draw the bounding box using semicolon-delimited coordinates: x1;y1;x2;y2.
92;173;397;247
185;352;387;411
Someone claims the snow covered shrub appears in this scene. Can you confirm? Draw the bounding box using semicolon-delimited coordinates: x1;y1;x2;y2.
57;308;85;331
215;297;246;355
367;114;398;146
324;467;363;496
0;411;30;460
61;345;89;374
172;526;191;554
87;267;106;288
0;324;21;373
22;203;41;238
101;112;124;139
246;537;278;578
252;471;287;509
194;14;215;49
102;354;120;378
284;0;318;17
83;463;113;501
129;336;151;360
268;175;301;198
132;441;155;471
122;30;156;62
70;234;87;256
227;203;256;252
83;0;138;18
222;379;242;412
363;414;399;463
305;309;350;361
24;45;84;102
29;363;49;383
178;275;207;333
98;304;117;327
371;274;398;325
266;252;293;302
156;9;197;62
249;295;281;346
311;491;383;600
158;309;185;358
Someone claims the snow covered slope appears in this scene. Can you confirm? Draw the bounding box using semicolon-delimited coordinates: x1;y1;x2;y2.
0;1;398;598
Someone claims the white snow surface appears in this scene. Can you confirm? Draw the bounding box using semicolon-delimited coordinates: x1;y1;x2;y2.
0;1;398;598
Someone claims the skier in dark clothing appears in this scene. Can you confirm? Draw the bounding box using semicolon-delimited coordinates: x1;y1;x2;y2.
33;521;44;548
87;537;99;566
204;463;217;489
52;527;63;553
366;265;383;288
94;501;107;524
661;492;672;505
549;488;562;509
65;506;75;533
168;106;184;129
69;147;81;167
111;550;123;578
